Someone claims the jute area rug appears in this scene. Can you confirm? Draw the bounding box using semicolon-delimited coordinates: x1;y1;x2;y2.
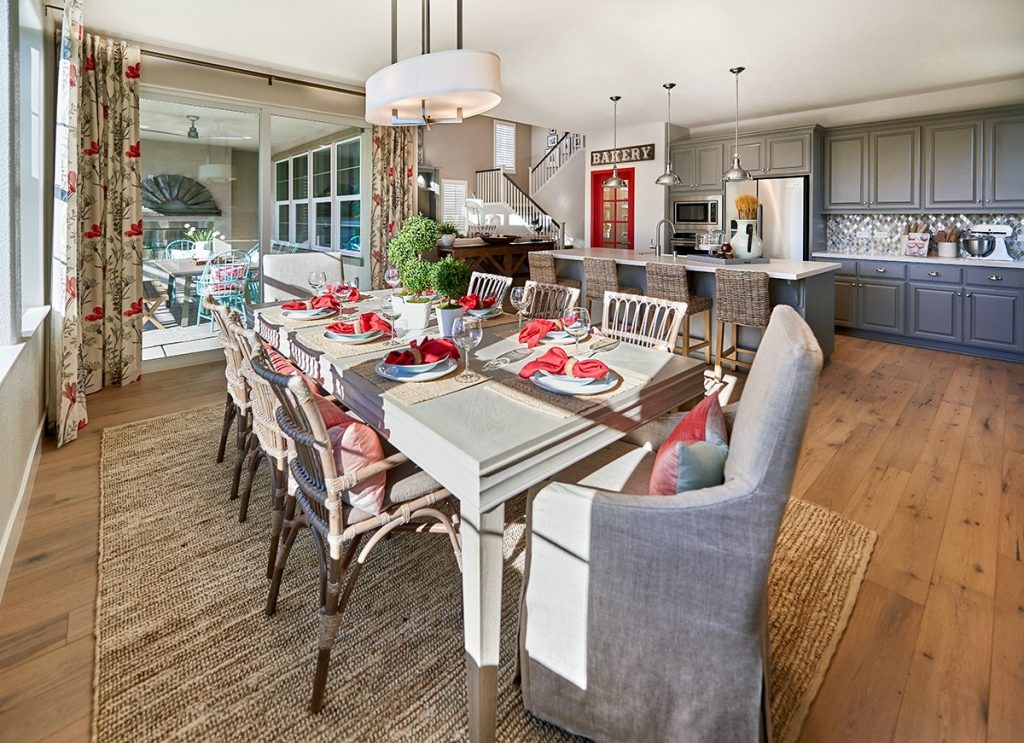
95;404;875;742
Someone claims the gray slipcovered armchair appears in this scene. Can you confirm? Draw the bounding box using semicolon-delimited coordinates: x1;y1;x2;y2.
517;305;823;742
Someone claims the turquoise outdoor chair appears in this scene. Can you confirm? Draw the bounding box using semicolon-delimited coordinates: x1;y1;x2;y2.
246;244;261;302
195;250;252;329
166;238;197;259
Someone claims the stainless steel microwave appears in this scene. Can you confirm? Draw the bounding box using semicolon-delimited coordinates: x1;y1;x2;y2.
672;196;722;229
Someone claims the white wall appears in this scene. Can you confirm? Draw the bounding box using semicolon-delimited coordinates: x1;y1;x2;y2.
533;150;585;246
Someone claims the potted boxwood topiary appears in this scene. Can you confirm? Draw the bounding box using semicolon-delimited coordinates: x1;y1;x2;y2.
386;214;441;313
400;258;435;329
437;221;460;248
431;254;471;337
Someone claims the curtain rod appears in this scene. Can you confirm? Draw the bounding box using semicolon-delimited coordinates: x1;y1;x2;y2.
43;3;365;98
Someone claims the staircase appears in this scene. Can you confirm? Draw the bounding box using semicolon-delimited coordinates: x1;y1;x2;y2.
529;132;585;195
475;168;563;243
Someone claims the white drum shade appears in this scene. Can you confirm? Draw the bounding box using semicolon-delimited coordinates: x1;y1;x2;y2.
364;49;501;126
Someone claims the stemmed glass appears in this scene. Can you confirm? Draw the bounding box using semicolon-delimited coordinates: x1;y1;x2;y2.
308;270;327;297
509;286;527;329
561;307;591;356
384;266;401;295
379;295;402;347
452;316;484;383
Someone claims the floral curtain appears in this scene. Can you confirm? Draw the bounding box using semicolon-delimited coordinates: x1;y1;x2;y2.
369;126;417;289
49;22;144;447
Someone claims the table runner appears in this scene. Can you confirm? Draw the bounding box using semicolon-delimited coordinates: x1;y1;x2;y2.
346;357;489;406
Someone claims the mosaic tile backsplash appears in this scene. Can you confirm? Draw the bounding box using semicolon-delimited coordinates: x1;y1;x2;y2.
826;213;1024;260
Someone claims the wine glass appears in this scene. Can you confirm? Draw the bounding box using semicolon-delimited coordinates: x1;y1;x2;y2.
379;295;402;347
384;266;401;295
308;270;327;297
452;316;484;383
561;306;591;356
509;286;527;329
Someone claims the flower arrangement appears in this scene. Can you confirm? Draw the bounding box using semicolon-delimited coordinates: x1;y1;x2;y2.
431;255;471;309
734;195;758;220
184;224;224;243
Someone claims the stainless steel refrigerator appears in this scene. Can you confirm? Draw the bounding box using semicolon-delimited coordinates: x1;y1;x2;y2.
725;176;808;261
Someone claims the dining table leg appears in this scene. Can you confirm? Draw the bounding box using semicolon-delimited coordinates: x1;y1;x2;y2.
181;275;194;326
461;500;505;743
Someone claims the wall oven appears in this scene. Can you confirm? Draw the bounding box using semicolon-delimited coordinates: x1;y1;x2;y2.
672;196;722;230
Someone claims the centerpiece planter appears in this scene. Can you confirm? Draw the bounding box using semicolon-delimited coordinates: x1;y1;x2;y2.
402;297;433;330
192;241;212;259
435;304;465;337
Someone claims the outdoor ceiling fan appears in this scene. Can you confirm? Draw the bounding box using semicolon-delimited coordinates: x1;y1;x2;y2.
140;115;250;141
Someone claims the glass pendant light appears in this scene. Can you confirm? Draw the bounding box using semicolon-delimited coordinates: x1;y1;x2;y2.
655;83;682;186
722;66;753;182
602;96;627;189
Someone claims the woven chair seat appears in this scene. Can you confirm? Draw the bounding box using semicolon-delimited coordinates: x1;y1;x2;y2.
686;294;714;315
715;270;771;328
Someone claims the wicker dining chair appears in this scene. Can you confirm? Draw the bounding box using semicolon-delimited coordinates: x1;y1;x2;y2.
207;296;252;503
260;367;462;713
645;261;714;363
467;271;514;307
528;252;580;289
582;257;640;316
600;290;688;354
522;280;581;319
714;269;772;372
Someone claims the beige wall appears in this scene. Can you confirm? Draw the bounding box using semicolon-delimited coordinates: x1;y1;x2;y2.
421;115;534;197
230;149;259;241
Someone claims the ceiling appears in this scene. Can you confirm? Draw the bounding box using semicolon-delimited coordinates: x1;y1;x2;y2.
91;0;1024;134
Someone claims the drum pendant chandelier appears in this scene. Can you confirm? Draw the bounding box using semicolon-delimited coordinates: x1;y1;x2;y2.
365;0;502;127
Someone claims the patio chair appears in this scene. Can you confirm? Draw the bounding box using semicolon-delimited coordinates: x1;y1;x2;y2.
246;244;261;302
600;290;687;354
258;363;462;713
166;238;196;259
206;296;252;504
467;271;513;307
196;249;252;328
522;280;581;319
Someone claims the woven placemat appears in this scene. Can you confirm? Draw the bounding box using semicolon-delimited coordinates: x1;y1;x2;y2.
256;306;349;331
346;357;488;405
293;328;413;360
482;365;648;418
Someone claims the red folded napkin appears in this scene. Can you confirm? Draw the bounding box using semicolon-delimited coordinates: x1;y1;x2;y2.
326;312;393;335
518;318;565;349
457;294;497;311
280;294;340;312
384;337;460;366
328;284;361;302
518;347;609;380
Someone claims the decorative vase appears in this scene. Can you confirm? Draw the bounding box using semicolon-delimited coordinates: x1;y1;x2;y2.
730;220;763;259
402;298;433;330
435;305;465;338
192;241;212;259
439;234;457;248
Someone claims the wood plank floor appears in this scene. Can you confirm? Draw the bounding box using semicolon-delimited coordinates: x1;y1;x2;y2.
0;337;1021;742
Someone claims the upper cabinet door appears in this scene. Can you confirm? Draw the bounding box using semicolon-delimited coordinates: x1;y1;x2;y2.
870;127;920;209
729;137;765;176
670;145;696;189
694;143;725;191
924;119;983;209
766;132;812;174
825;133;869;210
984;114;1024;209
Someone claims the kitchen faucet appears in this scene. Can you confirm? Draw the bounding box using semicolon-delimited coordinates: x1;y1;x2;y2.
654;218;675;258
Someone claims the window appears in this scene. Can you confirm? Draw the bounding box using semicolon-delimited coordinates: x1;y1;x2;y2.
442;179;468;234
494;120;516;173
273;134;362;251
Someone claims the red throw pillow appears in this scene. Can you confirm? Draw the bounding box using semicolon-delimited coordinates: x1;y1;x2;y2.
315;396;350;430
327;418;386;514
648;394;729;496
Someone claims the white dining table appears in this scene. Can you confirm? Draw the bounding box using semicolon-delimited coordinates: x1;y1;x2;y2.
254;293;706;742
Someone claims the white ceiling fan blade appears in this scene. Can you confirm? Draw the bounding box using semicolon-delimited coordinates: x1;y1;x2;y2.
142;128;187;137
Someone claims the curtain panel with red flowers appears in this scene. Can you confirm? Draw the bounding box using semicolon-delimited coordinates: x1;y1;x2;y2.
369;126;416;290
49;23;144;447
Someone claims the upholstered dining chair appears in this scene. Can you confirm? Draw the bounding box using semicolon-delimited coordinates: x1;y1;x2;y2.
207;296;252;503
467;271;513;307
600;290;687;354
522;280;581;319
517;305;823;742
261;366;462;713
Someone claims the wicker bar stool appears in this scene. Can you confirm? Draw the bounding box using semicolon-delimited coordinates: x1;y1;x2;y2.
582;257;639;315
714;269;772;372
645;262;714;363
528;251;581;290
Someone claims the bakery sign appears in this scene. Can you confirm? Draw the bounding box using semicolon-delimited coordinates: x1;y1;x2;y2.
590;143;656;166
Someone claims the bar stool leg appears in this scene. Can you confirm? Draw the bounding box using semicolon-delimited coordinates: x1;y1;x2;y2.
714;319;725;371
701;310;711;364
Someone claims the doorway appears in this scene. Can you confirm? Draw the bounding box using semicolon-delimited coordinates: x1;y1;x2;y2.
590;167;635;249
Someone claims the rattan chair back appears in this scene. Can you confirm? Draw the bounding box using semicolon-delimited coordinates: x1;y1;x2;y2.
522;280;581;319
528;252;558;284
467;271;513;306
601;290;687;353
646;261;696;305
237;330;289;467
206;296;249;411
715;270;771;328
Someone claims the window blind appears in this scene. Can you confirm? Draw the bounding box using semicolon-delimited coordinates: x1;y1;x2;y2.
494;120;516;172
442;179;468;234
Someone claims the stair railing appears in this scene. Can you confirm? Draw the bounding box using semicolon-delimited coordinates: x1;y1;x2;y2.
474;169;563;245
529;132;585;195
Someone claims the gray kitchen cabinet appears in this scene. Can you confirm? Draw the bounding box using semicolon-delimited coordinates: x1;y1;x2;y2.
984;113;1024;209
907;283;962;343
670;145;696;189
766;131;812;174
834;277;857;327
858;278;904;335
870;127;920;209
824;133;869;210
729;137;765;175
963;287;1024;353
923;119;984;209
694;143;725;191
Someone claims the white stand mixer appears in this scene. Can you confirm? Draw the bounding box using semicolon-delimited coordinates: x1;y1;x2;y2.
966;223;1013;261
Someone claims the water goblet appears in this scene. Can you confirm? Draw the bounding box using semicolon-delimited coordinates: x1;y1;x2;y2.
384;266;401;295
452;316;484;383
308;270;327;297
379;296;402;347
561;307;591;356
509;286;527;329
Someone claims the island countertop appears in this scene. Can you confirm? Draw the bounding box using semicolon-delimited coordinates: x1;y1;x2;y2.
546;248;841;281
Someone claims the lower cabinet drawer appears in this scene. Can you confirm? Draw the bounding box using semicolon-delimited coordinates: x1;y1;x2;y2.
964;267;1024;289
907;264;962;284
858;261;906;280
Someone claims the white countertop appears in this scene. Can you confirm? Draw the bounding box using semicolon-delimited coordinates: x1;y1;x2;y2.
548;248;840;280
811;250;1024;270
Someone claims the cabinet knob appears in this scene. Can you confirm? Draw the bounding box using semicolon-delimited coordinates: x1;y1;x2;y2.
977;199;982;204
875;267;886;273
928;271;939;276
988;275;1003;281
956;291;962;297
966;292;972;297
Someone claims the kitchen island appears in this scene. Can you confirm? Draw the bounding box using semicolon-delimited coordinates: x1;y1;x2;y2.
547;247;842;363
